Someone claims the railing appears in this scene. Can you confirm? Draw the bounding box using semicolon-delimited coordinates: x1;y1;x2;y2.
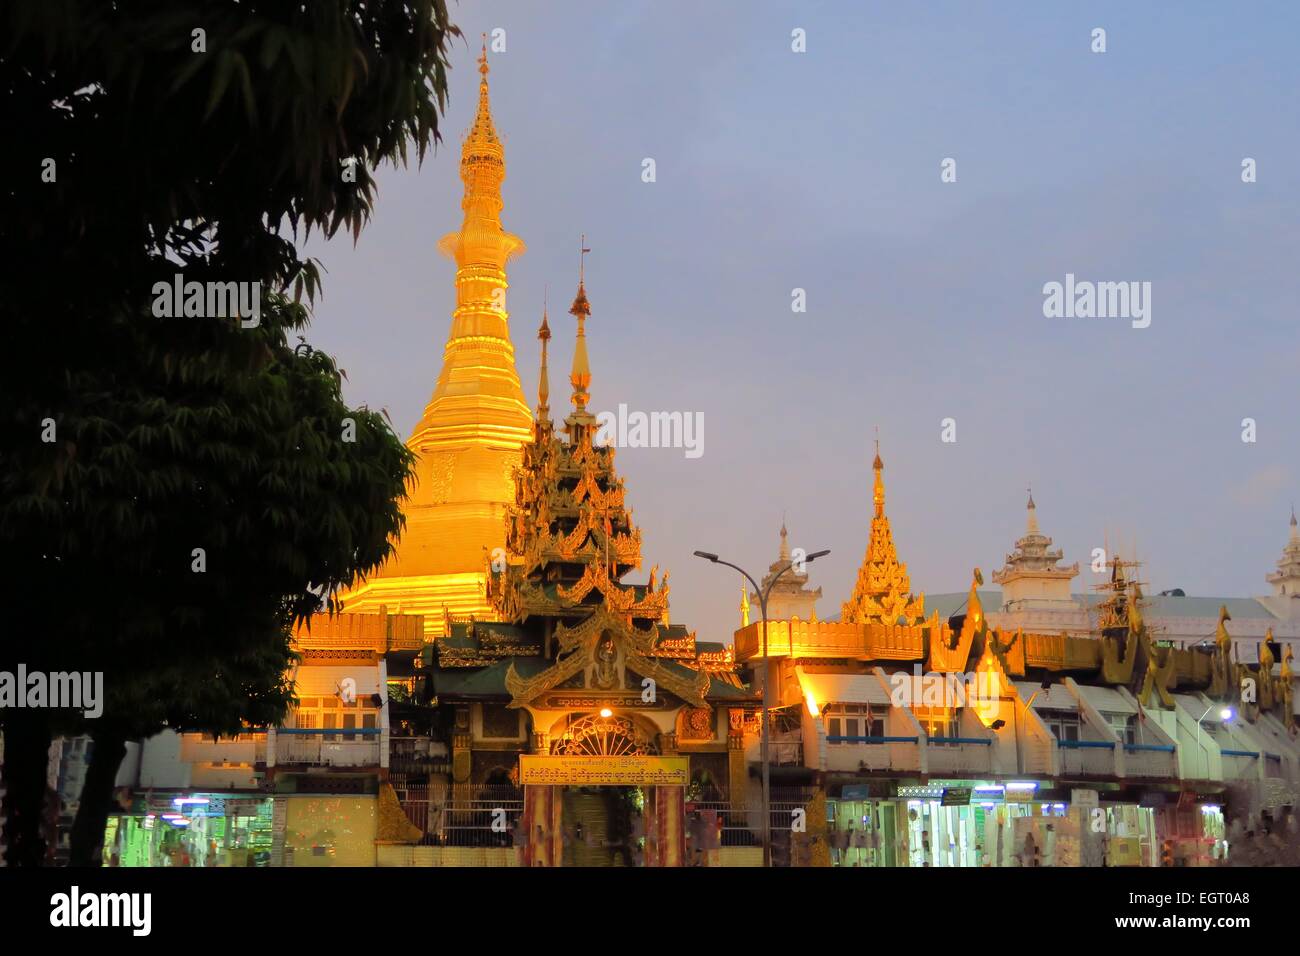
397;785;523;847
274;728;382;768
180;731;265;766
688;788;816;858
1220;750;1259;782
924;737;993;775
825;736;921;772
1056;738;1117;776
1122;741;1178;779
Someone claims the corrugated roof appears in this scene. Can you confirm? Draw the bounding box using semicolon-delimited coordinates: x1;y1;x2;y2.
796;668;893;706
1076;685;1136;715
1014;681;1077;710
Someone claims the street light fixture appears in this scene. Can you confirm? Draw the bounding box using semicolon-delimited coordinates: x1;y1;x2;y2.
694;544;829;867
1194;704;1234;774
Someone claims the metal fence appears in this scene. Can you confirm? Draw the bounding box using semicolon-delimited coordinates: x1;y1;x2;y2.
687;788;817;850
396;784;524;848
389;737;450;779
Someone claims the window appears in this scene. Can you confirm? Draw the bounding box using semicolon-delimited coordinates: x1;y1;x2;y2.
921;713;959;746
1103;712;1137;746
824;704;885;744
1038;708;1081;742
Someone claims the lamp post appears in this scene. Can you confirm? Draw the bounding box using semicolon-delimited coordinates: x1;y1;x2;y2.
694;546;829;867
1194;705;1234;776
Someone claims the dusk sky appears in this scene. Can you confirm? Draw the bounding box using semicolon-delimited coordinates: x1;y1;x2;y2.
301;1;1300;645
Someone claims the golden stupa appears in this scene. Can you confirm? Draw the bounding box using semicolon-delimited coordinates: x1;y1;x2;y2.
340;44;533;636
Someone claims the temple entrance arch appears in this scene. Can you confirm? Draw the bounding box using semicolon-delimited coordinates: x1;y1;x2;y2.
522;711;687;866
549;713;659;757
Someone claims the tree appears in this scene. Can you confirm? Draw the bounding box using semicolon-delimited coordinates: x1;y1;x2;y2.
0;0;461;865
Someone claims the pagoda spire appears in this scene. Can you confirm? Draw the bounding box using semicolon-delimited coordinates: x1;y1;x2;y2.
569;236;593;414
872;437;885;519
740;581;751;627
1266;506;1300;597
339;40;532;637
842;441;924;625
415;33;529;444
536;299;551;421
1026;487;1039;534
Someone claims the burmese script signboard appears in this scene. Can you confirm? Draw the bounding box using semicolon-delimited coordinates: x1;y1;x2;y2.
518;755;690;787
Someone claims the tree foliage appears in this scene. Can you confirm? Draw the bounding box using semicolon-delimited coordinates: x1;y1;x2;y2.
0;0;462;864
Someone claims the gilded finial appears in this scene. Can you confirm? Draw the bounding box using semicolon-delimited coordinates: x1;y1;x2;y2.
569;239;592;410
462;34;501;159
536;292;551;417
872;435;885;518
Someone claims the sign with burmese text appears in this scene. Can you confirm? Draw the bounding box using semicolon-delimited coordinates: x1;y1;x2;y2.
519;754;689;787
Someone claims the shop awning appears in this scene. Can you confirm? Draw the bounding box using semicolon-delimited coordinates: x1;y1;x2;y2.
795;667;893;707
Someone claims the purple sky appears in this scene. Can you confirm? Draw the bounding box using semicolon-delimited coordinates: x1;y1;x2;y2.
301;1;1300;644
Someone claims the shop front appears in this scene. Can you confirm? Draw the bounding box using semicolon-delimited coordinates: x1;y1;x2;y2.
104;793;274;867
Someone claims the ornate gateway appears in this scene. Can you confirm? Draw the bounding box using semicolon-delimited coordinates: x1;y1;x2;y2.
550;715;658;756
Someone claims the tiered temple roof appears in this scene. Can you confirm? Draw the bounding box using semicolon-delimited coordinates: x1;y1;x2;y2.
991;492;1080;609
435;278;752;708
752;522;822;621
840;444;925;626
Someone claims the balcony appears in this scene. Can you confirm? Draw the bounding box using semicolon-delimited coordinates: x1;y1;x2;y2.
1219;749;1260;782
924;737;994;775
1055;738;1117;776
1121;742;1178;780
825;735;922;773
179;732;264;766
273;728;382;769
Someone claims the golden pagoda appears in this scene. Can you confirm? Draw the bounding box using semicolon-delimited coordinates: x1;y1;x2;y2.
840;441;925;625
340;43;533;636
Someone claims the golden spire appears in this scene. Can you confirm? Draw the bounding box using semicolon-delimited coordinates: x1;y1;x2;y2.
537;295;551;419
419;33;529;443
872;436;885;519
466;35;500;157
338;40;532;639
569;236;592;411
842;440;925;626
740;581;751;628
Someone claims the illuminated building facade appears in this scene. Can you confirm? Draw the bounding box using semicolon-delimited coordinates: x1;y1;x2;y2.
740;455;1300;867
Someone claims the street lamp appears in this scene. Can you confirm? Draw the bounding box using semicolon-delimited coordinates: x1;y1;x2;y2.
694;546;830;867
1194;704;1234;774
